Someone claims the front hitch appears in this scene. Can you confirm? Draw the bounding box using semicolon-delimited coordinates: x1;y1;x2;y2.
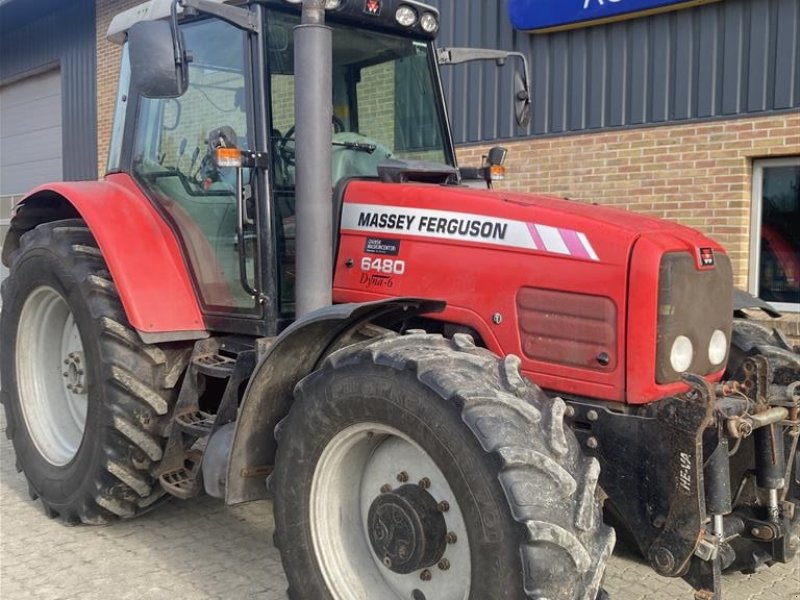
565;360;799;600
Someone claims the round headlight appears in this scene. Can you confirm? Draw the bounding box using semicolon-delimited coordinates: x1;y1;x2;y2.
395;5;417;27
670;335;694;373
708;329;728;365
420;12;439;33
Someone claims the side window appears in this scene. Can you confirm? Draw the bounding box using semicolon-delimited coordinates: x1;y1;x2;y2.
750;158;800;312
132;19;257;312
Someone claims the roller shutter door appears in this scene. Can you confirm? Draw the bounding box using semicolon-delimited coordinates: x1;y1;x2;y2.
0;69;62;263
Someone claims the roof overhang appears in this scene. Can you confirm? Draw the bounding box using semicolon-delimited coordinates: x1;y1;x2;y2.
107;0;227;44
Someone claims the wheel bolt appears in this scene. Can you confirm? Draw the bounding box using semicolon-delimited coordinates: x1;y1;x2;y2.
446;532;458;544
437;558;450;571
383;557;392;568
380;484;392;494
63;372;69;378
420;569;432;581
74;357;80;364
437;500;450;513
67;384;74;391
77;369;84;376
64;359;69;365
586;437;598;449
418;477;431;489
397;471;409;483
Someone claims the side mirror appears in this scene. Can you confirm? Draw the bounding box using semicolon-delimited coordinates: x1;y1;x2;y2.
128;20;188;98
438;47;531;129
513;70;531;128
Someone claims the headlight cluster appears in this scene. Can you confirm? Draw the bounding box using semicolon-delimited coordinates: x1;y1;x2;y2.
395;4;438;32
668;329;728;374
656;251;733;383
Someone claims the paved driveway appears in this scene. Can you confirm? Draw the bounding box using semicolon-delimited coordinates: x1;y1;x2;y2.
1;411;797;600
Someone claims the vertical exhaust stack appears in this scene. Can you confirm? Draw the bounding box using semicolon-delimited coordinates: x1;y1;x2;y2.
294;0;333;316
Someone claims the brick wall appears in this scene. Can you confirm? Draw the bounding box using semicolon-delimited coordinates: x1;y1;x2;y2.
457;113;800;290
96;0;139;177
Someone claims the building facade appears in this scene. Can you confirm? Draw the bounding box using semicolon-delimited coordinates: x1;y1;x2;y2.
1;0;798;322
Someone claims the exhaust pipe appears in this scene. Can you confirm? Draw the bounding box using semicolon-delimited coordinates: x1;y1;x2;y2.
294;0;333;316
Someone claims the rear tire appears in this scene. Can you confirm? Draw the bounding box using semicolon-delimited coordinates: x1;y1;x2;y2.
0;220;191;524
272;332;614;600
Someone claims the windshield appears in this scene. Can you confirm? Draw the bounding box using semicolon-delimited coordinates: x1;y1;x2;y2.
267;9;451;187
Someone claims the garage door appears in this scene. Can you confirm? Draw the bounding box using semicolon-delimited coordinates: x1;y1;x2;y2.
0;68;62;258
0;69;63;196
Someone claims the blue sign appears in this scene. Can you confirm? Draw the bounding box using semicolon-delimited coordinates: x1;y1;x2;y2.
508;0;721;33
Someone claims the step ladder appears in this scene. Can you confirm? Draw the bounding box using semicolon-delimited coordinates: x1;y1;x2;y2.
159;338;256;499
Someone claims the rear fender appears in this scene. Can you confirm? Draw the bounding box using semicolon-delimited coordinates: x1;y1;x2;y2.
3;174;206;341
225;298;445;505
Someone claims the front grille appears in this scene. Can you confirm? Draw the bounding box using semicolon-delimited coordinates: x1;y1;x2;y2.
656;251;733;383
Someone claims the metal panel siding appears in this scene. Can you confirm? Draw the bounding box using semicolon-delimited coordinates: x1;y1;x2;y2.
0;0;96;182
431;0;800;144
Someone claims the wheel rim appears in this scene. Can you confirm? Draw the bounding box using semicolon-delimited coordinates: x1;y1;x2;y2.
16;286;89;466
310;423;471;600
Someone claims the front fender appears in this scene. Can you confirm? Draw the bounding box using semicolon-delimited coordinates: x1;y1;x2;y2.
4;173;205;340
225;298;445;505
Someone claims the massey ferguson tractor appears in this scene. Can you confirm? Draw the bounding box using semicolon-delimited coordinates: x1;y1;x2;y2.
1;1;797;599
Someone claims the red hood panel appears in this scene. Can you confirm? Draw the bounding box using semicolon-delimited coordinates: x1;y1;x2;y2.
340;181;707;266
335;181;728;403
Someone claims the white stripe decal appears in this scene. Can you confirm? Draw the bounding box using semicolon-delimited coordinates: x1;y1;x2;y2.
577;232;599;261
340;203;599;261
535;224;570;255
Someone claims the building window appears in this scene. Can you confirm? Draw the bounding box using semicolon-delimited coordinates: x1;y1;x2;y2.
750;158;800;312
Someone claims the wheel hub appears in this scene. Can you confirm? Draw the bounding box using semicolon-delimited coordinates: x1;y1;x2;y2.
367;483;447;574
62;352;86;394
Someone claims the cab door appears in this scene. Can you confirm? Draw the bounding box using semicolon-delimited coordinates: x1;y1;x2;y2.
129;16;270;334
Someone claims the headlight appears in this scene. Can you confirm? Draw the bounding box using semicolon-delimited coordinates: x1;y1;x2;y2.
670;336;694;373
395;5;417;27
420;12;439;33
708;329;727;365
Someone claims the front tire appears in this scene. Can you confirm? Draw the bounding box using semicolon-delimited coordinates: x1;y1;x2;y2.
0;220;191;524
272;332;614;600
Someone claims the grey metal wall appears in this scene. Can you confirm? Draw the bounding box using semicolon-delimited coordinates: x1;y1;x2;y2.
0;0;97;182
432;0;800;144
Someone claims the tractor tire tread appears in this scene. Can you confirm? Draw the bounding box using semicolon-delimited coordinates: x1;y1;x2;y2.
292;331;614;600
0;220;190;524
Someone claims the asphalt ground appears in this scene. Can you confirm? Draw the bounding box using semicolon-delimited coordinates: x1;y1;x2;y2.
1;408;798;600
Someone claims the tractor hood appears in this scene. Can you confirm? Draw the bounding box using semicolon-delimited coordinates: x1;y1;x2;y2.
337;180;718;268
334;181;729;404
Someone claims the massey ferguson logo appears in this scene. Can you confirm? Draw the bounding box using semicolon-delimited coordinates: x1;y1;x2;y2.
364;0;381;15
699;247;715;267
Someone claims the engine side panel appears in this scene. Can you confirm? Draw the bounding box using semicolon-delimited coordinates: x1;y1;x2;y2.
9;173;205;337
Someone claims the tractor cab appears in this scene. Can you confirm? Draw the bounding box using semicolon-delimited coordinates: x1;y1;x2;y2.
107;0;460;334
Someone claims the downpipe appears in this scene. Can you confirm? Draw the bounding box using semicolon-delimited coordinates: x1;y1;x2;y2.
294;0;333;316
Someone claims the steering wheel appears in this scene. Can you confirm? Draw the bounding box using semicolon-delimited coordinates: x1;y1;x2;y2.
278;116;346;167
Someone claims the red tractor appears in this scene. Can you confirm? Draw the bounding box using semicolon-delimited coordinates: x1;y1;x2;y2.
1;1;797;599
